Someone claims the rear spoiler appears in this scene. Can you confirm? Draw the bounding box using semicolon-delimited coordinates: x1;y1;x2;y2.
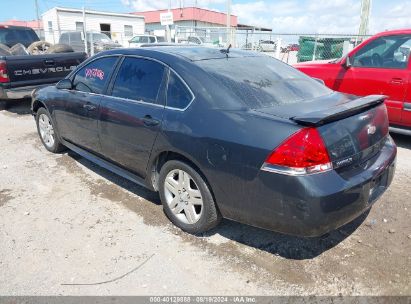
290;95;387;126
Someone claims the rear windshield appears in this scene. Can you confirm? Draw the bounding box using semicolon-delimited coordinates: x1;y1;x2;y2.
0;27;39;47
196;56;332;108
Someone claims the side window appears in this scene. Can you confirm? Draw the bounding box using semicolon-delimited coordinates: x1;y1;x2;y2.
352;35;411;69
149;36;156;43
111;57;165;104
73;56;118;94
166;71;193;109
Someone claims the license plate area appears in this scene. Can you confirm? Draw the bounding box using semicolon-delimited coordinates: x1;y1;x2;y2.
368;161;395;204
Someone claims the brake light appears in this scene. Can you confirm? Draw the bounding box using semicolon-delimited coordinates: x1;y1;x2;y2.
0;60;9;83
262;127;332;175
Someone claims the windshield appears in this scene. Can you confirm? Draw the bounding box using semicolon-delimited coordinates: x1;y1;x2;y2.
87;33;112;43
197;56;332;108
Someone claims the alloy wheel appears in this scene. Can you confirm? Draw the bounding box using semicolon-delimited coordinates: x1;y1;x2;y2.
38;113;55;149
164;169;203;224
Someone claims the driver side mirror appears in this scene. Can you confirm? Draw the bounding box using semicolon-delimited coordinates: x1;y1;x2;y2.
343;56;352;69
56;79;73;90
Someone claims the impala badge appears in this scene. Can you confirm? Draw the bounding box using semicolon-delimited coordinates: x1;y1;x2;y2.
367;125;377;135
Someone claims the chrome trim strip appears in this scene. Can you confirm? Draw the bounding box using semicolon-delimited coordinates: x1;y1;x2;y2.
105;94;165;109
261;162;333;176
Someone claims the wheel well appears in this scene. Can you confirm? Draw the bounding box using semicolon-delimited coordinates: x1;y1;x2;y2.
32;100;46;114
150;151;216;202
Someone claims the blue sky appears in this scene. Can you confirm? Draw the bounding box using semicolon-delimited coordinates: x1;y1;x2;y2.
0;0;408;34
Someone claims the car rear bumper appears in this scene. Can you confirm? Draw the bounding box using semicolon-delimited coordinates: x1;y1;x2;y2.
224;137;397;237
0;84;52;100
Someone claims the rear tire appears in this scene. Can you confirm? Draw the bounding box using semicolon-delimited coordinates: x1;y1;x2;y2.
47;44;74;53
0;43;10;55
35;107;65;153
27;41;52;55
0;100;9;111
159;160;221;234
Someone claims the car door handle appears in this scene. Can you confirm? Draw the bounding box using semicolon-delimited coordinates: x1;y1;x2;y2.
83;103;97;111
142;115;160;127
389;78;404;85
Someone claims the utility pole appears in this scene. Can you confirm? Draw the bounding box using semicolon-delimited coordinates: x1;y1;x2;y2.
226;0;231;45
358;0;372;36
34;0;41;37
166;0;171;42
83;5;88;54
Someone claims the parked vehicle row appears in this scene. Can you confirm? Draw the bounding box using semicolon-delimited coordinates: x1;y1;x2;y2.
31;46;396;237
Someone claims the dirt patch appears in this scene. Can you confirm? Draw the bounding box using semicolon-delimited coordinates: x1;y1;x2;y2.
0;189;14;207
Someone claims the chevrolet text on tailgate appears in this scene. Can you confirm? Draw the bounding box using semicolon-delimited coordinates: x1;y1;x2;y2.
0;25;87;102
294;29;411;136
32;47;397;237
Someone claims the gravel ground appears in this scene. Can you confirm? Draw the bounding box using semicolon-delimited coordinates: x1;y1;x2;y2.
0;100;410;296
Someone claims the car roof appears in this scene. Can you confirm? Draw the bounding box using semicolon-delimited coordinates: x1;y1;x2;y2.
102;46;262;62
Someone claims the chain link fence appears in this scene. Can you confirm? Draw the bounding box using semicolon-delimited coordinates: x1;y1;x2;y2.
175;26;372;64
39;29;137;55
36;27;371;65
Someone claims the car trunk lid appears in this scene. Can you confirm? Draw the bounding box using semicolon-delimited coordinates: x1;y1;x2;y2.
255;93;389;170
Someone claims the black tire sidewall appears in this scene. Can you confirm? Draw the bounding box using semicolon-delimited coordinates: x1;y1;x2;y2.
36;107;62;153
47;44;74;54
159;160;220;234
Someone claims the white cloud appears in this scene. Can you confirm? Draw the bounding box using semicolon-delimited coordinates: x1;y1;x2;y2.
122;0;411;34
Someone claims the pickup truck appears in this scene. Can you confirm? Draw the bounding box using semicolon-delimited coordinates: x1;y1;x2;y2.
0;25;87;105
294;29;411;135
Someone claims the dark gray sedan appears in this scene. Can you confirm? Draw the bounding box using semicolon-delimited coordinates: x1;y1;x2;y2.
31;47;396;237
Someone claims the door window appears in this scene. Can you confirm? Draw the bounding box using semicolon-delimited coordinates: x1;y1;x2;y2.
352;35;411;69
111;57;166;104
72;56;118;94
166;71;193;109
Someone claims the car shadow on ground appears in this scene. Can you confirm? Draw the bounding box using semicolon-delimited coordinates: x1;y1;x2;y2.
391;133;411;150
0;99;32;115
205;213;367;260
66;151;367;260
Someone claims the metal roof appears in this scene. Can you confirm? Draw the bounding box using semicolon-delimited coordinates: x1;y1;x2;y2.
42;7;144;19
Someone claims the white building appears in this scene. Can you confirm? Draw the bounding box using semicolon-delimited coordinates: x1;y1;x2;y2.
42;7;145;46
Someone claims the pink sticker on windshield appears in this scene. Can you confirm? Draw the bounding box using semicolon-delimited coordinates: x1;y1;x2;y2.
85;68;104;80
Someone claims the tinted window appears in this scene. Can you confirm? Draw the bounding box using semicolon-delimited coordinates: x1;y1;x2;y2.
0;28;39;47
197;56;331;108
166;71;193;109
111;57;165;104
353;35;411;69
73;56;118;94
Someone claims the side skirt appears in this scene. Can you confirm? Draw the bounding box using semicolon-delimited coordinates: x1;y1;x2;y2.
61;139;149;189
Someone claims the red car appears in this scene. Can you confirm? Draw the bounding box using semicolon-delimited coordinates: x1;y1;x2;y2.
294;29;411;135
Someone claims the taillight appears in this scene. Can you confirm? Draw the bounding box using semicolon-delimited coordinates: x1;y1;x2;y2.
0;60;9;83
262;127;332;175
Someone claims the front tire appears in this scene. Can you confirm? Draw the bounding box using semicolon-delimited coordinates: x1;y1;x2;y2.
36;107;65;153
159;160;221;234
